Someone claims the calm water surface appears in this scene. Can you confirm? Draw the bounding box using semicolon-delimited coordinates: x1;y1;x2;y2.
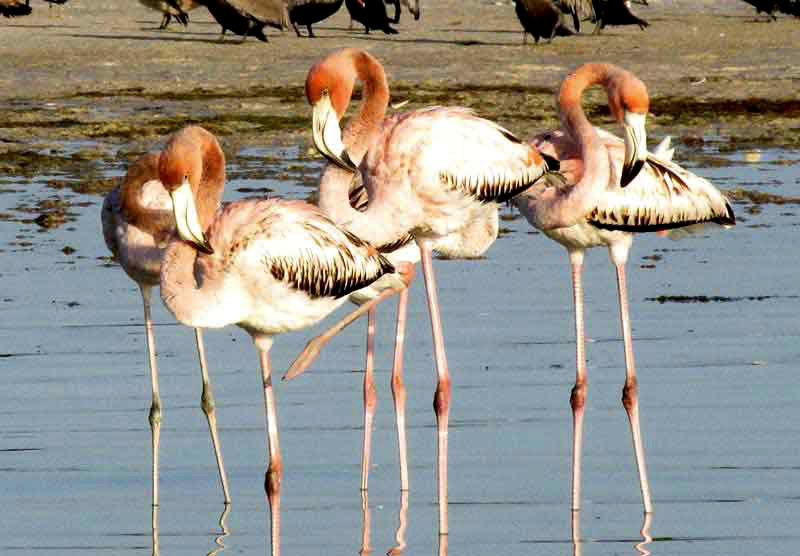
1;140;798;555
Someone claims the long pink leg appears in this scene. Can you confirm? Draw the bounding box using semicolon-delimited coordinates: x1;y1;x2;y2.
419;245;451;536
140;285;162;508
391;283;412;492
611;247;653;514
259;348;283;556
568;250;588;512
361;307;378;491
194;328;232;504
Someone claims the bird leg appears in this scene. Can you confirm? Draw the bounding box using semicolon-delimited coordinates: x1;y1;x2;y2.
260;349;283;556
195;328;232;504
283;285;406;380
361;307;378;491
141;285;162;508
391;276;413;492
568;249;588;512
159;13;170;29
612;256;653;514
419;245;451;536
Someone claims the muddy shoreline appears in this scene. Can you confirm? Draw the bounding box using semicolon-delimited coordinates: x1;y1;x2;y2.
1;0;799;182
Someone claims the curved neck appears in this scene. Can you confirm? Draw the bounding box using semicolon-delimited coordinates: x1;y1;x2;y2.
193;135;226;233
543;64;619;229
318;51;390;234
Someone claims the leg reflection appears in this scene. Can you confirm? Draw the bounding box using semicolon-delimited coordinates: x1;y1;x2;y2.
208;504;231;556
152;504;160;556
360;490;372;556
636;513;653;556
387;490;409;556
571;510;581;556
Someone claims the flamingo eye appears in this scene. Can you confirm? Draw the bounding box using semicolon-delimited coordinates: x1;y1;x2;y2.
543;134;551;140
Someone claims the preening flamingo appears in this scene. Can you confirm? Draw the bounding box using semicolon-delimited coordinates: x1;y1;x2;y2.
512;62;736;513
156;125;404;556
101;151;231;507
290;47;555;534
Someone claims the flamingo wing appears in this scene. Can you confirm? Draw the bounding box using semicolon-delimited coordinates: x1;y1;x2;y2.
405;107;551;204
588;151;736;232
210;198;395;299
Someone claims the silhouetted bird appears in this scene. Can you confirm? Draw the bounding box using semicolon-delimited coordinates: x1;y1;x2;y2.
513;0;582;44
287;0;343;37
346;0;398;34
741;0;800;19
1;0;31;17
194;0;288;42
591;0;648;33
147;0;198;28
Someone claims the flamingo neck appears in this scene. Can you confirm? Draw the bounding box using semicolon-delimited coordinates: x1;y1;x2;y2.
159;238;237;330
318;50;390;238
193;136;226;232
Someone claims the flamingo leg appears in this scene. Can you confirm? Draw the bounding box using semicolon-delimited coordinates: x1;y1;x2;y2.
152;504;160;556
141;285;162;508
391;283;413;492
418;245;451;537
361;307;378;491
194;328;232;504
283;286;403;380
568;249;588;512
259;348;283;556
612;256;653;514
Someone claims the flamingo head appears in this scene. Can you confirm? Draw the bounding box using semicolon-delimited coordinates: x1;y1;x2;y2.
620;110;647;188
159;128;215;254
306;51;361;173
611;74;649;188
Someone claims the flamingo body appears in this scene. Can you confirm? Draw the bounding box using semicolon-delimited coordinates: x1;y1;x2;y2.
101;150;231;507
512;62;735;514
302;47;554;529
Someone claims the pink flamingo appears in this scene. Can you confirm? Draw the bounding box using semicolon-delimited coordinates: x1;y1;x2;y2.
101;151;231;507
288;47;555;535
156;125;404;556
512;62;736;513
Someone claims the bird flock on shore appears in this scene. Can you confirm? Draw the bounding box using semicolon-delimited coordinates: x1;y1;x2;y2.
100;40;738;555
2;0;798;43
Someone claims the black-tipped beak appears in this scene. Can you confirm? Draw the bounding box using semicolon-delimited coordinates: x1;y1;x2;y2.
620;159;644;188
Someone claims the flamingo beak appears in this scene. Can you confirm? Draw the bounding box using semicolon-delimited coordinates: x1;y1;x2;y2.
169;176;214;255
621;111;647;188
311;93;359;173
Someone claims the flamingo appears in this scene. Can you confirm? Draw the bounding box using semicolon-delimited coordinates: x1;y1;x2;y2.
511;62;736;513
101;151;231;507
156;125;405;556
288;47;555;535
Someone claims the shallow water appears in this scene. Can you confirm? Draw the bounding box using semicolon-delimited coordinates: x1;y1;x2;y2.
1;140;798;556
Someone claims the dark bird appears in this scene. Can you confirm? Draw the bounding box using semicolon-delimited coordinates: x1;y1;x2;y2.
193;0;288;42
145;0;198;28
287;0;343;37
513;0;583;44
386;0;419;22
1;0;32;17
345;0;398;34
741;0;800;20
590;0;648;33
